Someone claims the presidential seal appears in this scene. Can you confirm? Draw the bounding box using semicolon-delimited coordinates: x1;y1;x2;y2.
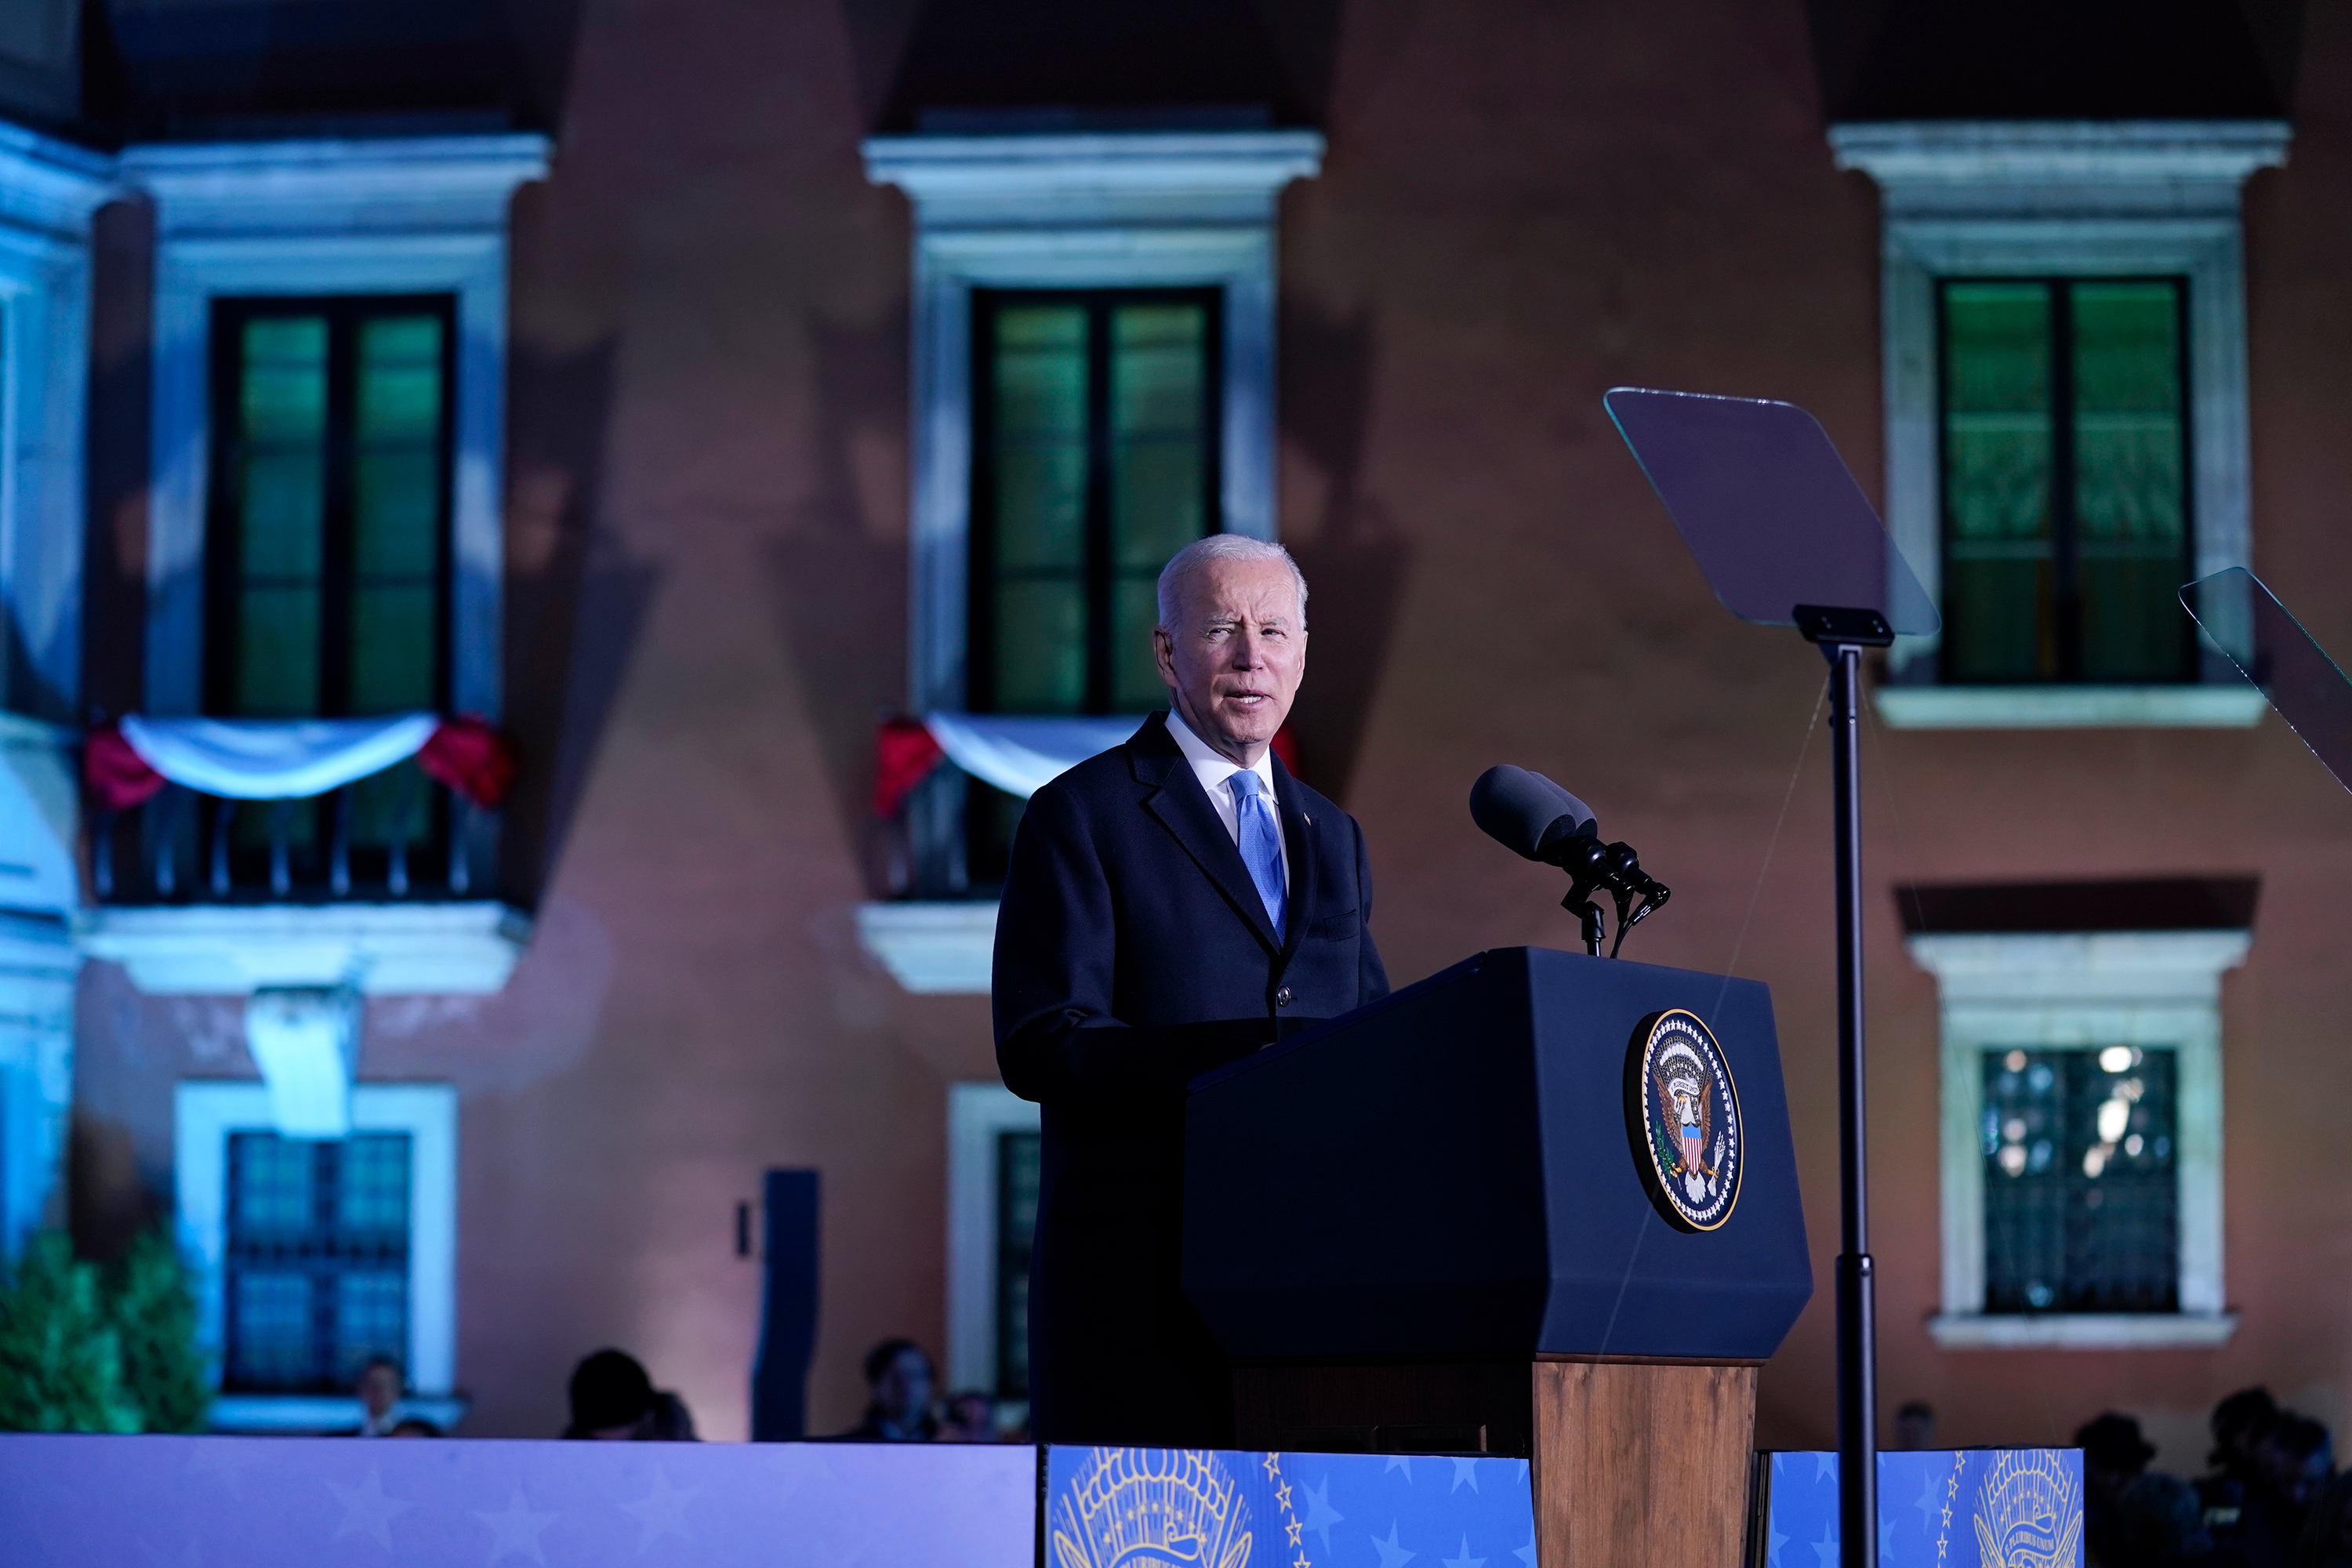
1048;1446;1254;1568
1971;1449;2082;1568
1624;1008;1743;1231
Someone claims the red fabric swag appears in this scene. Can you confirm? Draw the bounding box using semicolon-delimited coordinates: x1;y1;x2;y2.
874;717;946;817
84;723;167;811
418;716;520;810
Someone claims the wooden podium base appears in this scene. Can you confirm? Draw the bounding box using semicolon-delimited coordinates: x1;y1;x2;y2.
1233;1356;1757;1568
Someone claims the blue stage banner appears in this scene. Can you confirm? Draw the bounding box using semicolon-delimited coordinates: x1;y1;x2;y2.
1762;1449;2083;1568
1044;1446;1538;1568
0;1434;1035;1566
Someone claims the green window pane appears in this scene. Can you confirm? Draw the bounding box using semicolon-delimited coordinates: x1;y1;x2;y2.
349;586;438;713
239;452;327;577
235;586;321;715
992;448;1087;572
993;580;1087;713
240;318;327;441
353;452;443;573
1943;283;2054;681
2072;282;2187;681
356;316;444;441
1111;303;1208;572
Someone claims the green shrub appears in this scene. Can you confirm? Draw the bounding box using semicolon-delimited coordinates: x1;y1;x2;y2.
104;1230;209;1434
0;1233;141;1433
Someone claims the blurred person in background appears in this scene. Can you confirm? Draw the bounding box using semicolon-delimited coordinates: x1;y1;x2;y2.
2236;1413;2337;1561
2298;1473;2352;1566
1893;1400;1936;1450
837;1338;938;1441
2111;1472;2216;1566
2202;1388;2279;1543
938;1389;998;1442
2078;1412;2158;1568
562;1348;698;1440
354;1354;405;1436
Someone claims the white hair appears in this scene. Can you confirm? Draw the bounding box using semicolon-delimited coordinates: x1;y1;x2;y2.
1155;535;1309;630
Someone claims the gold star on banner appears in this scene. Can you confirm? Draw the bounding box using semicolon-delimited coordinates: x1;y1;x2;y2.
1264;1454;1283;1479
1288;1522;1304;1546
1277;1483;1294;1510
1294;1554;1311;1568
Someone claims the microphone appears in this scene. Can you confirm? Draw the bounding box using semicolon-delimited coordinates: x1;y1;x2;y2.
1469;765;1597;864
1468;764;1671;958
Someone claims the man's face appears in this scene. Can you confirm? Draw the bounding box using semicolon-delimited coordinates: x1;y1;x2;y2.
876;1348;934;1425
1152;557;1307;765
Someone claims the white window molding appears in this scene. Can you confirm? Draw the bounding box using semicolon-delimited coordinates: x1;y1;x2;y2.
862;129;1322;716
175;1080;459;1410
856;900;996;995
946;1080;1040;1399
1831;120;2290;724
118;134;550;722
80;899;531;995
1908;928;2249;1349
0;122;115;720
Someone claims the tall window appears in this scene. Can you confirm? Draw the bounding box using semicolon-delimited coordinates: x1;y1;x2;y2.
1938;278;2193;684
1982;1047;2178;1315
222;1131;412;1392
203;296;456;881
993;1129;1041;1401
961;289;1221;882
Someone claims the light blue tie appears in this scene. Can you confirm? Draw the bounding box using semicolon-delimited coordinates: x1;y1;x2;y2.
1228;769;1287;942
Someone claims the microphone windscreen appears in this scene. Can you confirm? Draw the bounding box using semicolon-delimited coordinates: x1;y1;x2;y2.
1470;765;1598;861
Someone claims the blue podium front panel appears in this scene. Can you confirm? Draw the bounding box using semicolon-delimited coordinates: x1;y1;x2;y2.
1044;1446;1537;1568
1762;1449;2085;1568
0;1434;1035;1567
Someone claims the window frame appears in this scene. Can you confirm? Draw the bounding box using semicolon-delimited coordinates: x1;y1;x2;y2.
201;292;460;723
1934;274;2197;686
122;136;548;734
1831;119;2288;729
1908;929;2247;1348
966;285;1225;719
176;1080;458;1421
862;129;1320;916
946;1081;1041;1414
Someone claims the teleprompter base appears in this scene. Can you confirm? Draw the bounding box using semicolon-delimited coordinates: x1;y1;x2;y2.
1234;1356;1758;1568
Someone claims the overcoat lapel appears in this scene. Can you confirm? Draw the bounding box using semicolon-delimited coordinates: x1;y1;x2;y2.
1130;715;1283;955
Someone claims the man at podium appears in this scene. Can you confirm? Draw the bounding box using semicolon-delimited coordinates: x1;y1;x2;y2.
993;535;1389;1446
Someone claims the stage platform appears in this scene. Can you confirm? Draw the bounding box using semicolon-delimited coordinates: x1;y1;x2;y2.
0;1433;2078;1566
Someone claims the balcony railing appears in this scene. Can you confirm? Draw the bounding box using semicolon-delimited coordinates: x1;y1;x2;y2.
92;776;488;905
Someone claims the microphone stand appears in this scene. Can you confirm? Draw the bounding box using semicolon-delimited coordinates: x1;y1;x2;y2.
1795;604;1891;1568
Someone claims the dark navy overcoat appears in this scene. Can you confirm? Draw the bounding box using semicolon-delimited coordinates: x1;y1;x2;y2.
993;710;1388;1444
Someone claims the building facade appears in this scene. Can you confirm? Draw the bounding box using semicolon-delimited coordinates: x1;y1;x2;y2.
0;0;2346;1459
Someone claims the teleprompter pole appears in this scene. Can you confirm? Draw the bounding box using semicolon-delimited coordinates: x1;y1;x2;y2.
1795;606;1889;1568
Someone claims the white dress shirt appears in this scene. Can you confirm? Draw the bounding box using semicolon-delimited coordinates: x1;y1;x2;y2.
1165;707;1287;890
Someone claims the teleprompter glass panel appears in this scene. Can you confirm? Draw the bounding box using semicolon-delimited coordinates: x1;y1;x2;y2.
223;1131;412;1392
2187;567;2352;795
1937;278;2190;684
1982;1047;2178;1315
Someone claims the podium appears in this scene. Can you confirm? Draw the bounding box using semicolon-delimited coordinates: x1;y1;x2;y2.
1184;946;1812;1568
